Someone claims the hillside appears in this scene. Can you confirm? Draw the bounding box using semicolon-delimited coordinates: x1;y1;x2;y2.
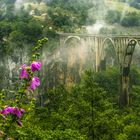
106;0;140;13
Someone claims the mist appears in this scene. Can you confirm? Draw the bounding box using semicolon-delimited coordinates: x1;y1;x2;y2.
15;0;25;10
85;0;137;34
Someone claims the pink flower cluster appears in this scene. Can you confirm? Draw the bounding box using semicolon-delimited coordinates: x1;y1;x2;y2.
20;61;41;90
0;107;25;126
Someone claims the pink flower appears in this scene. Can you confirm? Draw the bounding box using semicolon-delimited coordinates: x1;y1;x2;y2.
20;109;25;114
31;61;41;72
1;107;25;118
30;76;40;90
12;108;25;118
0;107;25;127
1;107;14;115
17;120;23;127
20;64;28;78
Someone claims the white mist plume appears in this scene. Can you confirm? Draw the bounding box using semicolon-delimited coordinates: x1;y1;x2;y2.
86;20;106;34
86;0;107;34
42;37;95;75
86;0;135;34
14;0;36;11
15;0;25;11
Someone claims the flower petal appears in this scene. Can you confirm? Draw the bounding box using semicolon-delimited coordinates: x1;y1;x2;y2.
31;61;41;72
20;64;28;78
30;76;40;90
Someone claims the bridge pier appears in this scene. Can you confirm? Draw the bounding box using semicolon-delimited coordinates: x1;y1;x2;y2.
119;40;136;107
119;66;130;107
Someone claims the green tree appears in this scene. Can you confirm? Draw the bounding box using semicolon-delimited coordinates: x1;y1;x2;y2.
105;10;121;24
120;12;140;27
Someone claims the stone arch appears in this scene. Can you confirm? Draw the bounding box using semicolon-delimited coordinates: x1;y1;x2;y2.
101;37;117;58
60;35;82;86
99;37;117;70
63;36;81;46
129;39;140;67
102;37;115;48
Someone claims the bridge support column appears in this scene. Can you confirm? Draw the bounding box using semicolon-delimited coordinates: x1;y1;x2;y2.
95;40;100;72
119;39;136;107
119;66;130;107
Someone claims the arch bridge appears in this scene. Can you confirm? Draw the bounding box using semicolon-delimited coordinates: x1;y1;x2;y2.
58;33;140;107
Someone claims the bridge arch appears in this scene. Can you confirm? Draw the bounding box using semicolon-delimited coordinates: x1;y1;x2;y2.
102;37;115;48
61;35;86;85
63;36;81;46
99;37;117;70
129;39;140;67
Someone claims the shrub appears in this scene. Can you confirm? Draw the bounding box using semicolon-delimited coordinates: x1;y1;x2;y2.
105;10;121;24
120;12;140;27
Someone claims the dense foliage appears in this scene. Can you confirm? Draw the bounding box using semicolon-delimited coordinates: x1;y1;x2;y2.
105;10;140;27
105;10;121;24
129;0;140;9
120;12;140;27
1;67;140;139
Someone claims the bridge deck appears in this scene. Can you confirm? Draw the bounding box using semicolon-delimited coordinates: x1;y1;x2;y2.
57;32;140;38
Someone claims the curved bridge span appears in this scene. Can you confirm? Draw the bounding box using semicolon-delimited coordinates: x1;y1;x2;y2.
58;33;140;107
58;33;140;69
